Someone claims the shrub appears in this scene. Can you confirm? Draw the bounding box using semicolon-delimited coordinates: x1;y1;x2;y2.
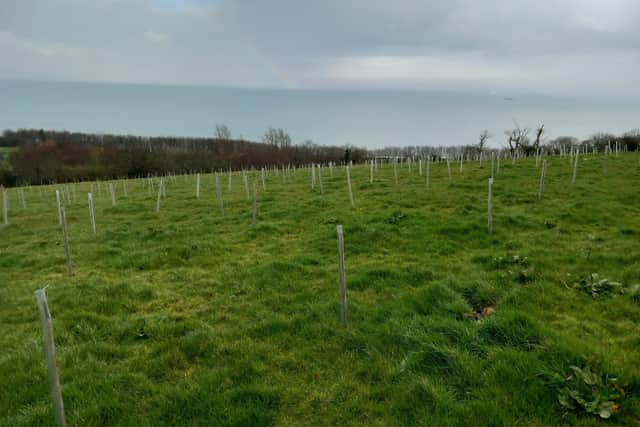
553;363;624;419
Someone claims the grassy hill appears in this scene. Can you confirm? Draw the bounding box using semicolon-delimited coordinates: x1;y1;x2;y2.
1;154;639;426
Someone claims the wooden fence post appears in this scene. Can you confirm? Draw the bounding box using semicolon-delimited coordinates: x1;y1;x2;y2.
336;225;347;326
35;288;67;427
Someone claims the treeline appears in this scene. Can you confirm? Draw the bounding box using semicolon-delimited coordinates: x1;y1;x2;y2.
1;127;638;187
373;128;640;158
0;129;368;186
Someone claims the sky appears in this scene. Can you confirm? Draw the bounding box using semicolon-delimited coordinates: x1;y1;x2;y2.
1;0;640;96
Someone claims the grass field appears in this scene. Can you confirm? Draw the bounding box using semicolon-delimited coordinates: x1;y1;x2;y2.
1;153;639;426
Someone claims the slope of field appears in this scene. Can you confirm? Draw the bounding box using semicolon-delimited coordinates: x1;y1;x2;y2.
1;154;639;426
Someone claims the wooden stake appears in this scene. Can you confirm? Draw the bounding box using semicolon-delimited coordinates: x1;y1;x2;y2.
572;148;579;185
19;188;26;209
2;189;8;225
215;173;224;216
35;288;67;427
196;173;200;199
336;225;347;326
370;160;374;184
88;192;96;234
346;165;355;208
252;179;258;225
487;178;494;235
261;168;266;191
490;152;495;179
56;190;62;226
109;183;116;207
318;164;324;195
446;158;452;183
393;159;398;185
426;156;431;190
243;172;250;201
60;207;72;275
538;159;547;201
311;163;316;190
156;178;163;212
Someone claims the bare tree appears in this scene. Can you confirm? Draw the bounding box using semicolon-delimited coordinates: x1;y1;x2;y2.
505;121;530;154
533;124;545;150
262;127;291;148
478;130;491;152
215;124;231;140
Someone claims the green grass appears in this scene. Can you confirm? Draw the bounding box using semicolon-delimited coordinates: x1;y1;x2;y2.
1;154;639;426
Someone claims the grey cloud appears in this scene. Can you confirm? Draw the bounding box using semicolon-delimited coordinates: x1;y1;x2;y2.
1;0;639;94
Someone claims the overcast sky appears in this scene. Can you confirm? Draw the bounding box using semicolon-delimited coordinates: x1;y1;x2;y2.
1;0;639;95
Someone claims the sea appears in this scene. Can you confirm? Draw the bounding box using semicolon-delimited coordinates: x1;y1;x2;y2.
1;79;638;149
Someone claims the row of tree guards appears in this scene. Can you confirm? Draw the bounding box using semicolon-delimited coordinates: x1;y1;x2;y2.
1;147;634;426
0;145;620;279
